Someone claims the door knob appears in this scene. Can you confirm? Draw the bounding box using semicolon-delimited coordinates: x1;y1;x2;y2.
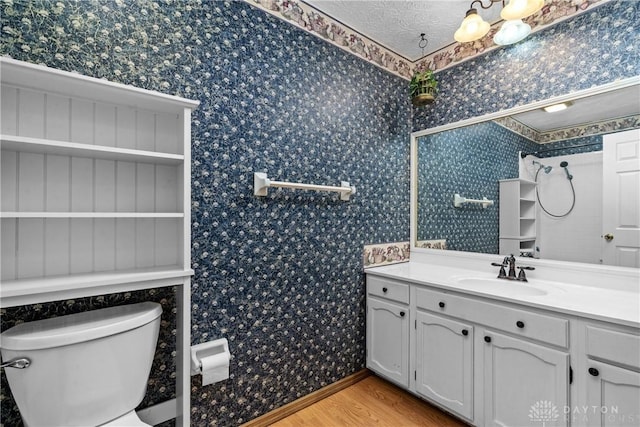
603;233;614;241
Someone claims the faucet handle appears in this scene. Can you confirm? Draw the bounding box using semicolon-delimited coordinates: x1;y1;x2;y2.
491;262;507;278
517;266;535;282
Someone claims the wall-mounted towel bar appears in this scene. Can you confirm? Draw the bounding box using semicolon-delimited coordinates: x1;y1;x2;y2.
453;193;494;209
254;172;356;201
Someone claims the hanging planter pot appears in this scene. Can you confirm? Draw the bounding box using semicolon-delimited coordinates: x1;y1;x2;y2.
410;70;438;107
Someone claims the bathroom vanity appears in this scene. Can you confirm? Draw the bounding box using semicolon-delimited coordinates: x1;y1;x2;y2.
365;255;640;427
391;75;640;426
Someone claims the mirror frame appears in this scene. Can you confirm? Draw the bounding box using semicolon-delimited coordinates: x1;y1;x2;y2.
410;75;640;274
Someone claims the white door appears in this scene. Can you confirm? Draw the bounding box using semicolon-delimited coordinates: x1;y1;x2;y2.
602;129;640;267
483;331;569;427
585;360;640;427
366;297;409;387
415;310;474;421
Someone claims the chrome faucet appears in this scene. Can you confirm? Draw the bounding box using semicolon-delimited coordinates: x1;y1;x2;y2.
491;254;535;282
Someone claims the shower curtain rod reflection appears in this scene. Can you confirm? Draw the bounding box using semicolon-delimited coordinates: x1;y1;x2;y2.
520;142;602;158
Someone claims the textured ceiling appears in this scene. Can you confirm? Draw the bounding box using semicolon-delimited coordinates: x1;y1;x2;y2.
304;0;503;60
512;85;640;132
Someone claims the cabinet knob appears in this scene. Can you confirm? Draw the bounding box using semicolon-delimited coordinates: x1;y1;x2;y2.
588;367;599;377
484;336;492;343
382;287;388;293
438;301;445;308
399;311;405;317
462;329;469;336
516;320;525;329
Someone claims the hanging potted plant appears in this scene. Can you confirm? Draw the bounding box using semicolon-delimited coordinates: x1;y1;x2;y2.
410;69;438;107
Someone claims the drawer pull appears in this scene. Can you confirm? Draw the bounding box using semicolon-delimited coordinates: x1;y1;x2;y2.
588;368;600;377
462;329;469;336
400;311;405;317
516;321;525;329
484;336;492;343
438;301;446;308
382;287;388;293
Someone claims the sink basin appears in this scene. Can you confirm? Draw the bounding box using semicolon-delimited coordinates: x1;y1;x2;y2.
454;277;548;297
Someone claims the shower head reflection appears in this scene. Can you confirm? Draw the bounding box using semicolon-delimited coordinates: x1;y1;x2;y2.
533;160;552;174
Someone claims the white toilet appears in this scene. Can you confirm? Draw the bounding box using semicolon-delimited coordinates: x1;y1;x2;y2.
0;302;163;427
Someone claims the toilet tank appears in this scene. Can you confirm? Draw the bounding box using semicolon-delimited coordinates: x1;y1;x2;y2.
0;302;162;427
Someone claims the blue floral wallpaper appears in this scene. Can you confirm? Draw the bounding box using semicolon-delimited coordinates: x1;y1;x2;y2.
0;0;410;425
417;121;539;253
533;134;603;158
413;0;640;131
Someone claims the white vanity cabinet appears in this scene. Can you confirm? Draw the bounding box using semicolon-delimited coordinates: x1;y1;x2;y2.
482;331;569;427
580;322;640;427
366;276;410;387
366;273;577;427
415;310;474;421
415;285;569;426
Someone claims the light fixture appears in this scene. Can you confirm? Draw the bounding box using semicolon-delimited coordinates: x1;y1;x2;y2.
454;9;491;43
501;0;544;21
493;19;531;45
454;0;543;44
543;101;573;113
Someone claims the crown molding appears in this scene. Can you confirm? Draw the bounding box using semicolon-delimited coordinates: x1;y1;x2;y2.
243;0;413;79
244;0;611;81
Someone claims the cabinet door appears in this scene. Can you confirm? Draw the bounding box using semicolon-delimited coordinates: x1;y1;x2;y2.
585;360;640;427
366;297;409;387
483;331;569;427
415;311;474;421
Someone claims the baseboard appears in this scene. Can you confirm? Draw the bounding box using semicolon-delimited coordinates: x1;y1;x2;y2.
241;369;371;427
137;398;177;426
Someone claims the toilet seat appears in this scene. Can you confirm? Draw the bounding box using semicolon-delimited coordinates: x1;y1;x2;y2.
100;410;151;427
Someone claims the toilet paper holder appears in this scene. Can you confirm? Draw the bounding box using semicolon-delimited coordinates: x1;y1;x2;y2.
190;338;230;385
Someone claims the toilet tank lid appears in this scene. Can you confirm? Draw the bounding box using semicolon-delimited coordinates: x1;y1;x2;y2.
0;302;162;351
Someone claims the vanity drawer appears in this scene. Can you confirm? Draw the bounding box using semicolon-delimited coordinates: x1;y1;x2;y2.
416;287;569;348
367;276;409;305
585;324;640;369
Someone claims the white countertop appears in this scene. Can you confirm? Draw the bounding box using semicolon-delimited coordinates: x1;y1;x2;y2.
365;261;640;328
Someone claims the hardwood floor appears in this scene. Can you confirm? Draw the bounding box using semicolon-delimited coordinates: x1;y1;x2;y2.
270;375;468;427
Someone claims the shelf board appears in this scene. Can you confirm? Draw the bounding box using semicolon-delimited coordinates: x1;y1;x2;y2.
0;266;194;307
1;134;184;165
1;212;184;218
1;57;199;114
500;235;536;240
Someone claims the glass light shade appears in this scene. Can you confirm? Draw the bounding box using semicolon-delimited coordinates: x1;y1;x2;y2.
454;9;491;43
501;0;544;20
493;19;531;45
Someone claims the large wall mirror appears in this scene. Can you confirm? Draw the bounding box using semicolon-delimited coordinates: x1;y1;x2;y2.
411;78;640;268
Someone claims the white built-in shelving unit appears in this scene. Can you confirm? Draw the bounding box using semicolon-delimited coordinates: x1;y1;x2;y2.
0;57;198;426
498;178;537;256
